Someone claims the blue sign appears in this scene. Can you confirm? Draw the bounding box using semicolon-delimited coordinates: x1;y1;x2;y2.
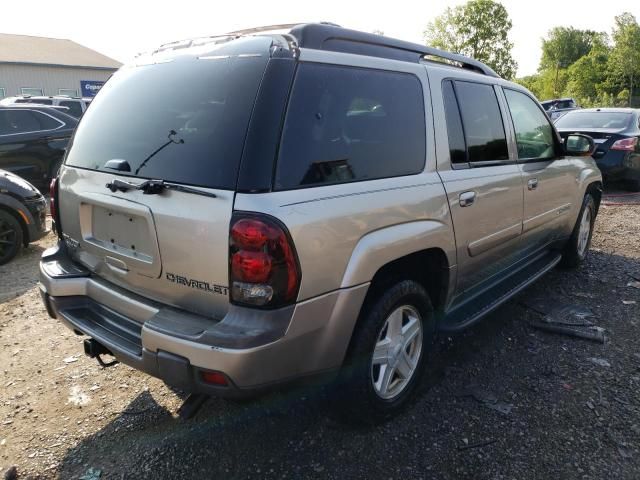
80;80;105;97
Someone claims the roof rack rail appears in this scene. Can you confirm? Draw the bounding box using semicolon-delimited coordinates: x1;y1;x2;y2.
225;23;304;36
288;23;499;78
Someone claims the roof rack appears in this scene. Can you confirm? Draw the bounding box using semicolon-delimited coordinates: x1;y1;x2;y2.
288;23;499;78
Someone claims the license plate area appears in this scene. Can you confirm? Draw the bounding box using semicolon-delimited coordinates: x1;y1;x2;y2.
77;193;162;278
91;206;154;262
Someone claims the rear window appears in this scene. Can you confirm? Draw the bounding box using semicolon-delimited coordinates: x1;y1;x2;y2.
275;63;426;190
555;111;632;130
65;41;269;189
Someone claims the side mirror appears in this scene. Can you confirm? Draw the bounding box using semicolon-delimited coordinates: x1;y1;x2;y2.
564;133;595;157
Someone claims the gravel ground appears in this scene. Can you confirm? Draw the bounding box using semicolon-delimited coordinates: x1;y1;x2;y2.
1;195;640;480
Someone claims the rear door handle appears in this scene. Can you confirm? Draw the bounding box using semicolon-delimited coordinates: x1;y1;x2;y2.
459;191;476;207
528;178;538;190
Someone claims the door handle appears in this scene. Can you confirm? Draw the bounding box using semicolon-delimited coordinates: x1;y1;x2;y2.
459;191;476;207
528;178;538;190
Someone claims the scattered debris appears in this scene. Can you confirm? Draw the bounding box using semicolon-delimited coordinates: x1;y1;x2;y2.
588;357;611;368
457;439;498;451
530;321;605;343
63;356;79;364
456;386;513;416
67;386;90;407
79;468;102;480
627;281;640;289
622;300;637;305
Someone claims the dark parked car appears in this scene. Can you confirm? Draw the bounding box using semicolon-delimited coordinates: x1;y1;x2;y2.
556;108;640;191
0;105;77;192
541;97;580;121
0;169;48;264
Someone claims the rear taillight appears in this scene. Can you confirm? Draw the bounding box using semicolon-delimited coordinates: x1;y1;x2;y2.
229;213;300;308
611;137;638;151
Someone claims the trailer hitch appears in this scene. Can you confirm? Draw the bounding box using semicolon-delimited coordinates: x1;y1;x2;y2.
83;338;119;368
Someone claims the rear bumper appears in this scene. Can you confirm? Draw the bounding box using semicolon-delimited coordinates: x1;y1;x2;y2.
39;244;368;397
596;151;640;181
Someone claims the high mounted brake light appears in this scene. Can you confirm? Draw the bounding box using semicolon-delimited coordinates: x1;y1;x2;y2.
229;213;300;308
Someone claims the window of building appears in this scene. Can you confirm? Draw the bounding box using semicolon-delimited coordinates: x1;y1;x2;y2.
0;88;5;99
59;89;79;97
453;81;509;164
503;89;556;160
276;63;426;190
21;87;44;96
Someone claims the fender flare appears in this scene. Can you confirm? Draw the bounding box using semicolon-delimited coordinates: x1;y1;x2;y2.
340;220;455;289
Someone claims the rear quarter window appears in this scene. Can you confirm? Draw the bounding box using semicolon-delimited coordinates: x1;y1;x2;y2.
275;63;426;189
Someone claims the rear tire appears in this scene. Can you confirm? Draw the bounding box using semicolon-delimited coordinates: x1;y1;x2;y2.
333;280;434;424
560;193;595;268
0;210;23;265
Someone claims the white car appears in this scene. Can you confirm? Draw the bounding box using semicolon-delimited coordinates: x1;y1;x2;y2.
0;95;91;118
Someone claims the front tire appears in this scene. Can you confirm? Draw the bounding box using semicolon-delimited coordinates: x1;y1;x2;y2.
560;193;595;268
334;280;434;424
0;210;23;265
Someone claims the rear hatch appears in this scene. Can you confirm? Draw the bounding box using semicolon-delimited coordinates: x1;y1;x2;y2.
57;37;271;319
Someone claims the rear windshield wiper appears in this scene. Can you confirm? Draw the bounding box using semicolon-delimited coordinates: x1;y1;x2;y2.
105;178;217;198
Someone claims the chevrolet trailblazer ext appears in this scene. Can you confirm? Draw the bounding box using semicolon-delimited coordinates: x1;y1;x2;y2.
39;23;602;422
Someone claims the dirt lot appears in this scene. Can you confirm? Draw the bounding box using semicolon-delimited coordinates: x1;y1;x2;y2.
1;195;640;480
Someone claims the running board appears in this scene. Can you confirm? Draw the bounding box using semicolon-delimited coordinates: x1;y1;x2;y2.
439;251;562;333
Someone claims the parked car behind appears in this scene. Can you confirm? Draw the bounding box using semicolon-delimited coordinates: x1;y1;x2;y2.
39;23;602;423
0;95;91;118
0;169;48;264
0;104;77;192
556;108;640;191
541;97;580;121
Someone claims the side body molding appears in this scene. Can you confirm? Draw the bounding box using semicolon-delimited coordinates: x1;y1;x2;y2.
340;220;456;288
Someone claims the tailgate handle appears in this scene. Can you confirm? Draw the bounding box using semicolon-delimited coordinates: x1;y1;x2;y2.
105;256;129;274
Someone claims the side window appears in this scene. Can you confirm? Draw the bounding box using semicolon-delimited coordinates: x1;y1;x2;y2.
276;63;426;189
0;110;61;135
33;111;64;130
454;81;509;163
504;89;556;160
0;110;41;134
442;81;467;165
60;100;83;118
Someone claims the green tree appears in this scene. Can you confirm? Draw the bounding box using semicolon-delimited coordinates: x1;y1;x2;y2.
540;27;603;96
565;35;611;106
424;0;518;79
608;12;640;106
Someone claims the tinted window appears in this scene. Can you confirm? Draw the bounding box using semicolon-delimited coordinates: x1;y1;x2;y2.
454;81;509;163
65;39;269;189
504;89;556;160
555;111;632;130
276;63;425;189
0;109;61;135
442;81;467;165
60;100;83;118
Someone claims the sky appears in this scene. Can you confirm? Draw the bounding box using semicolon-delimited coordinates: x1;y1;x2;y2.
2;0;639;77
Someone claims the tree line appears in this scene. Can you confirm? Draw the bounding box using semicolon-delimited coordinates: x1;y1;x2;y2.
424;0;640;107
